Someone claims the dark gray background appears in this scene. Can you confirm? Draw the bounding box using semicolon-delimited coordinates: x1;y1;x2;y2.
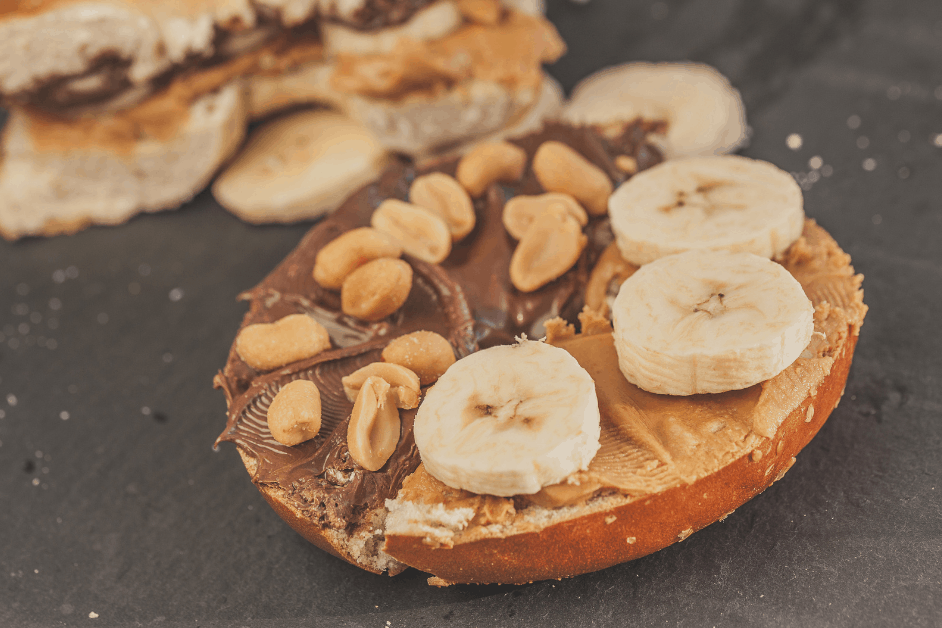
1;0;940;626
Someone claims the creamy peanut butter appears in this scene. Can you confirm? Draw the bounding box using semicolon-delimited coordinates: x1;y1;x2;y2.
24;36;324;154
395;221;867;534
330;10;566;100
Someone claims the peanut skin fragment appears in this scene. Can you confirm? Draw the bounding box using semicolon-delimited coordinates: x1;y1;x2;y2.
267;380;322;446
313;227;402;290
532;141;613;216
341;257;413;322
456;141;527;197
381;330;456;386
236;314;331;371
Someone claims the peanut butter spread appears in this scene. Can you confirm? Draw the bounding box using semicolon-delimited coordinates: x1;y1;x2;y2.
391;221;866;545
330;10;566;100
24;35;324;154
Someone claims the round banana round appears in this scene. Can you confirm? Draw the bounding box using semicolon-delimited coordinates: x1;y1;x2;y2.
608;155;804;266
561;61;747;158
612;249;814;396
212;109;388;223
414;340;601;497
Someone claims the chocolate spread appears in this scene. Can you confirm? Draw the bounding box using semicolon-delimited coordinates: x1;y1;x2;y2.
215;122;665;532
1;0;435;112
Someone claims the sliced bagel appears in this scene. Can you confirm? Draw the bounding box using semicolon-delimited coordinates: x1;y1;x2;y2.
0;83;247;240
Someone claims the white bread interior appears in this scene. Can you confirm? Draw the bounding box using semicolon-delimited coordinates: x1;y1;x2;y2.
0;83;247;239
347;79;542;156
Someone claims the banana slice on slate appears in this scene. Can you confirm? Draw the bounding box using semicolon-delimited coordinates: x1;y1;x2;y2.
212;109;388;223
611;250;815;396
414;340;601;496
608;155;804;266
562;61;747;158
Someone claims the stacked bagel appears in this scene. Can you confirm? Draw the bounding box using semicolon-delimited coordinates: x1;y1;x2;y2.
0;0;562;238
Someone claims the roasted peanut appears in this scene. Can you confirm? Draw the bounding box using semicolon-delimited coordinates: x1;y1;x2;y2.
371;199;452;263
615;154;638;174
312;227;402;290
342;362;421;409
381;331;456;385
509;205;587;293
502;193;587;240
456;141;527;197
266;380;322;446
341;257;413;321
347;376;401;471
585;242;637;317
235;314;331;371
456;0;502;24
532;141;613;216
409;173;476;241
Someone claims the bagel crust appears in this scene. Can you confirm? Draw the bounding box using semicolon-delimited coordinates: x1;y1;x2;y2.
383;332;858;584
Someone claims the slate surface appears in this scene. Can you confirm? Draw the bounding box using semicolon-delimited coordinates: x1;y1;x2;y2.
1;0;940;626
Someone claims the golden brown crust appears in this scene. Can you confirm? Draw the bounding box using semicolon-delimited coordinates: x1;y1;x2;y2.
237;446;409;576
383;332;858;584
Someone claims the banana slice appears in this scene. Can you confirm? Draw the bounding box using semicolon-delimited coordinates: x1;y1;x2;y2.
608;155;804;266
562;62;747;158
611;250;814;396
414;340;601;496
212;109;388;223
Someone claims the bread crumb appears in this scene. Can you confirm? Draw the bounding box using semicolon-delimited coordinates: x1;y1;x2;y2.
751;449;763;462
806;405;815;422
604;515;616;524
427;576;454;587
626;536;636;544
677;528;693;541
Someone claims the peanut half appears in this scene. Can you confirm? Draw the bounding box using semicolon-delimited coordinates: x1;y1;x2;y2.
342;362;421;409
341;257;413;322
347;376;401;471
236;313;331;371
456;141;527;197
381;330;456;386
532;141;613;216
510;205;587;293
502;193;588;240
313;227;402;290
409;173;476;241
266;380;322;446
371;199;452;264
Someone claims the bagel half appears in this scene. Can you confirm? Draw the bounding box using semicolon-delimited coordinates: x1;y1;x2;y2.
214;121;866;583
